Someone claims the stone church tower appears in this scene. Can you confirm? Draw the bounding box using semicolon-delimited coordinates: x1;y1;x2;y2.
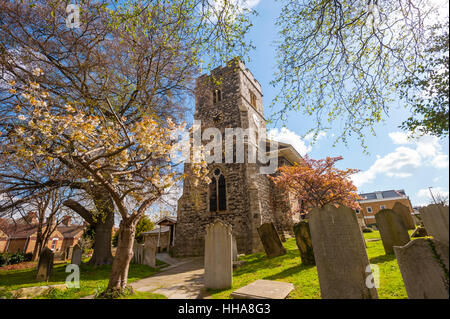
173;59;302;257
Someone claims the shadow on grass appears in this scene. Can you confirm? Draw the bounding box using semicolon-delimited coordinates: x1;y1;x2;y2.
234;249;299;277
369;253;397;264
264;263;314;281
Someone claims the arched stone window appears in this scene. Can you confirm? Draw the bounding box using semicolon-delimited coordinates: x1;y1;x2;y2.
213;89;222;104
209;168;226;212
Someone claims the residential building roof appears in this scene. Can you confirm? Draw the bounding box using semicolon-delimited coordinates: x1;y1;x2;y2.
142;226;170;235
358;189;408;202
57;225;85;238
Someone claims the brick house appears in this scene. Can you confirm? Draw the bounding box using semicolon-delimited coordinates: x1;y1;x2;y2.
0;227;8;252
1;213;85;255
356;189;414;227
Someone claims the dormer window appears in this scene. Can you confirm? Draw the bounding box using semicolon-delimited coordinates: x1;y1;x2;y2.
249;90;257;108
213;89;222;104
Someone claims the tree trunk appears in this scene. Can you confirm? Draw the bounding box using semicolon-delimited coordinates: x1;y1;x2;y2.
89;209;114;265
63;188;115;266
105;219;136;294
32;239;41;261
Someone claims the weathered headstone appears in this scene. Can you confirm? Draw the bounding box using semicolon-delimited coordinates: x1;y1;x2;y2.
143;237;157;267
232;236;238;262
71;244;82;265
375;209;410;254
36;247;54;282
392;202;416;230
419;204;449;246
257;222;286;258
204;220;232;290
394;238;449;299
230;280;294;299
309;205;378;299
293;220;315;265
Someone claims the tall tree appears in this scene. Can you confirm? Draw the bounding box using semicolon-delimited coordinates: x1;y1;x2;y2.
399;22;449;137
271;156;361;211
0;0;253;271
271;0;447;147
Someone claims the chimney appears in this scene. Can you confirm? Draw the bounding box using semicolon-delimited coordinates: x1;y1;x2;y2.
23;211;38;224
62;216;72;226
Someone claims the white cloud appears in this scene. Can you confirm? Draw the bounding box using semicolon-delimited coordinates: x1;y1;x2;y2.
305;131;327;141
351;131;449;188
388;132;412;145
416;187;449;206
268;127;312;156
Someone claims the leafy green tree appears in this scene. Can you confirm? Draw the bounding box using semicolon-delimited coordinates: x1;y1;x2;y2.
113;215;154;246
271;0;447;148
135;215;154;243
399;22;449;137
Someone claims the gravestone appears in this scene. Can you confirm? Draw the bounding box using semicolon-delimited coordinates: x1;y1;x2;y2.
293;220;315;265
419;204;449;246
71;244;82;265
309;205;378;299
392;202;416;230
204;220;232;290
375;209;410;254
143;237;157;267
394;238;449;299
257;222;286;258
36;247;54;282
230;280;294;299
232;236;238;262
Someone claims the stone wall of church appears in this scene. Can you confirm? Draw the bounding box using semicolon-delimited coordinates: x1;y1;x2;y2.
173;60;297;257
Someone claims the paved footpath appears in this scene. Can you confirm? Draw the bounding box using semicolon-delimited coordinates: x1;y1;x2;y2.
131;257;207;299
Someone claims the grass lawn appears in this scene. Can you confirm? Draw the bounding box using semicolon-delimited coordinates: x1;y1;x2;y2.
0;261;167;299
209;230;413;299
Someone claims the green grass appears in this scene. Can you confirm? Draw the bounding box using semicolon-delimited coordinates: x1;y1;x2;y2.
0;261;166;299
209;231;411;299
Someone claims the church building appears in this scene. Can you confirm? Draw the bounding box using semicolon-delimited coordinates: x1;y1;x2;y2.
173;59;302;257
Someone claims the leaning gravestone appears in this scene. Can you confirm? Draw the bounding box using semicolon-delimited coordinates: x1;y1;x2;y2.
71;244;82;265
375;209;410;254
309;205;378;299
419;204;449;246
204;220;233;290
36;247;54;282
392;202;416;230
394;238;449;299
257;222;286;258
293;220;315;265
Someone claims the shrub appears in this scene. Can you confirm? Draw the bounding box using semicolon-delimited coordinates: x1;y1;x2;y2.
24;252;33;262
0;251;29;266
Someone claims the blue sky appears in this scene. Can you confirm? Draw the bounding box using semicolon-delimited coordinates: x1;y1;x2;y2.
236;0;449;207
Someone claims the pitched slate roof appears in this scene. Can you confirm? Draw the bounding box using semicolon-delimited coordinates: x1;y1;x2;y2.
358;189;407;201
57;225;85;238
142;226;170;235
